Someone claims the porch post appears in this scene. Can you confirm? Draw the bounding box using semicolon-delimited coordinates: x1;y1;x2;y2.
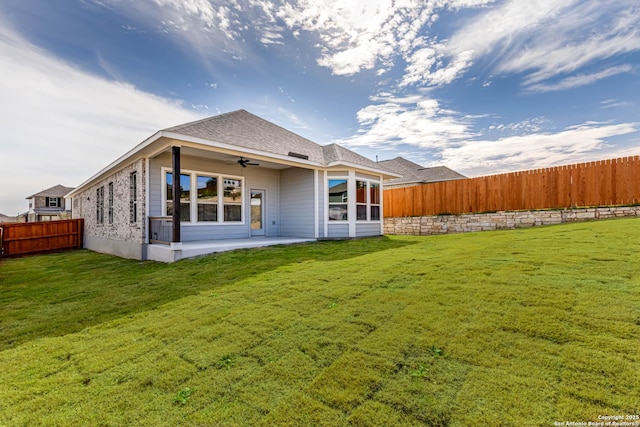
172;146;181;243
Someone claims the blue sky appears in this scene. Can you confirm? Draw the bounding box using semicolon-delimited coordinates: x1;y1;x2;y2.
1;0;639;215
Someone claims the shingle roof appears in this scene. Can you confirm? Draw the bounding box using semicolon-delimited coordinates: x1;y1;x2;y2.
164;110;389;172
26;185;75;199
164;109;328;164
68;110;398;199
379;157;466;185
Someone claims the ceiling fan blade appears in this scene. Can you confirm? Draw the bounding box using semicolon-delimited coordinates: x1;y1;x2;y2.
237;157;258;167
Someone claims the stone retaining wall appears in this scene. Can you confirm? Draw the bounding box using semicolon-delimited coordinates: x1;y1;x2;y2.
383;206;640;236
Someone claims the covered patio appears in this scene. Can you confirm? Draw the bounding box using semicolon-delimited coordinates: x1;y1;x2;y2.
146;236;316;262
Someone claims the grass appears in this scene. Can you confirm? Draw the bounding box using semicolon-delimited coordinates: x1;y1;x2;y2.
0;218;639;426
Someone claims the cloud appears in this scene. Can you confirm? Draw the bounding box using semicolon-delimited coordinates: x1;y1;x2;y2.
400;46;474;87
449;0;640;89
274;0;443;75
600;99;632;109
0;22;201;215
439;122;639;176
88;0;250;64
487;118;550;135
501;2;640;87
335;95;476;149
397;0;640;92
525;65;633;93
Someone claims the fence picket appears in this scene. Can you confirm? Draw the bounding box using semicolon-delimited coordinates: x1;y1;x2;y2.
384;155;640;217
0;219;84;257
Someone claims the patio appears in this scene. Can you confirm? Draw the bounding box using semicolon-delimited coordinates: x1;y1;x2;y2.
146;236;317;262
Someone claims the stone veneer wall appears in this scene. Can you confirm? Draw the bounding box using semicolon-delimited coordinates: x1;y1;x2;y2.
384;206;640;236
72;159;146;243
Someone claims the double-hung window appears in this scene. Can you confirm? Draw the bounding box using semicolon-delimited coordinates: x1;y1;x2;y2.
370;182;381;221
356;181;367;220
166;173;191;222
223;178;242;221
129;172;138;224
328;179;348;221
197;175;218;221
96;186;104;225
355;179;381;221
107;182;114;224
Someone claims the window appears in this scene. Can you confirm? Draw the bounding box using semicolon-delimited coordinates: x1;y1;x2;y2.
356;180;367;220
223;178;242;222
166;172;191;222
130;172;138;224
96;186;104;225
343;179;381;222
47;197;59;208
163;169;243;223
107;182;114;224
197;175;217;221
328;179;348;221
370;182;381;221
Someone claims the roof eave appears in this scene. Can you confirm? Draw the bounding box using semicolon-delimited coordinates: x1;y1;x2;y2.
161;131;325;169
66;130;164;199
326;161;402;179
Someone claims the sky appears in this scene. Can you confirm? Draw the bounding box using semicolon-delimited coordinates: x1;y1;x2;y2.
1;0;639;215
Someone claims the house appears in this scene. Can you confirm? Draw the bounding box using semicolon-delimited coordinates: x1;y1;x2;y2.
66;110;399;262
25;185;75;222
379;157;466;189
0;213;17;223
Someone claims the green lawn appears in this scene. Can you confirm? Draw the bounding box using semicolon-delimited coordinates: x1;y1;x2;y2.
1;219;639;426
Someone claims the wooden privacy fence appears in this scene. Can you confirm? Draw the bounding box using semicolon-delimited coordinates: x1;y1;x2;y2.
0;219;84;258
384;155;640;217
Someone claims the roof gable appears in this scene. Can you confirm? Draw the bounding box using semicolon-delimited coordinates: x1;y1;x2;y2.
27;185;75;199
164;110;327;164
164;110;393;174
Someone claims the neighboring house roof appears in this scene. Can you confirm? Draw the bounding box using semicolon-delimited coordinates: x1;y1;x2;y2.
26;185;75;199
379;157;466;186
68;110;399;199
32;208;70;214
0;213;18;223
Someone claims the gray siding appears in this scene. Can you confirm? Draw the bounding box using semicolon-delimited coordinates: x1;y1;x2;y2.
149;156;164;216
280;168;316;238
316;171;325;238
149;152;281;241
356;223;382;237
327;223;349;238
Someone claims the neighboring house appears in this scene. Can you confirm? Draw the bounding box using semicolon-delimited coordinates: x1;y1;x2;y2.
379;157;466;189
0;213;18;223
66;110;399;262
25;185;75;222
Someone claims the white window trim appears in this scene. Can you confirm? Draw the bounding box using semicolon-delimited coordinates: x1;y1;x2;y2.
355;178;381;223
327;176;349;223
161;167;245;225
48;197;59;208
356;179;381;223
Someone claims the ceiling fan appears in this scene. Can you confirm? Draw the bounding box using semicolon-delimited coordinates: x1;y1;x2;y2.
237;157;259;167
